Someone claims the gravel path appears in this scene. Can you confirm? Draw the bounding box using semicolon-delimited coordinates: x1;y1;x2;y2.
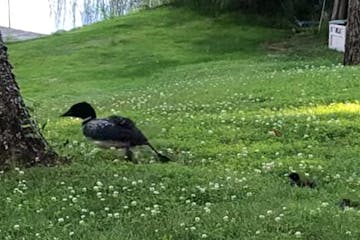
0;26;45;42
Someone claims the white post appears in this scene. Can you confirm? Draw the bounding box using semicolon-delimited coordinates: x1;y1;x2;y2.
8;0;11;28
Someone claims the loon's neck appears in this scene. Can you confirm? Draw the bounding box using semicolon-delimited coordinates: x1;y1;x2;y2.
82;116;95;125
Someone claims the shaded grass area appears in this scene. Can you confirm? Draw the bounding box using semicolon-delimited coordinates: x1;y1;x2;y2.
1;6;360;240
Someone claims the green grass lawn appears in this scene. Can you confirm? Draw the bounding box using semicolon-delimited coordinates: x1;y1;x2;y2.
1;6;360;240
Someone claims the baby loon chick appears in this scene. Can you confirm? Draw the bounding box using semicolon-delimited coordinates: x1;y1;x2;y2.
288;172;316;188
61;102;170;163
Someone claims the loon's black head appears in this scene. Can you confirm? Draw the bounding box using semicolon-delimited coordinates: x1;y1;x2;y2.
288;172;300;182
61;102;96;120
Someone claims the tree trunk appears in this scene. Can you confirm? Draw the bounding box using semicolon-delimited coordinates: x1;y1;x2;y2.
331;0;340;19
344;0;360;65
332;0;348;19
338;0;349;19
0;32;59;169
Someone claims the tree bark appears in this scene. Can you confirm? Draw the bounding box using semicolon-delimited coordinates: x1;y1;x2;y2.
344;0;360;65
331;0;340;19
0;32;59;169
332;0;348;19
338;0;349;19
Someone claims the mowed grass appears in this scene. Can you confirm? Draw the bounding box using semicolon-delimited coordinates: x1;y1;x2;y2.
1;6;360;240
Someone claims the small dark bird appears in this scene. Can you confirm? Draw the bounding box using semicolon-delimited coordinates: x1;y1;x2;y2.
61;102;170;163
337;198;360;210
288;172;316;188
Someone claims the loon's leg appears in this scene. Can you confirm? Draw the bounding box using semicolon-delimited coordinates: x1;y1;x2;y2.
124;147;137;164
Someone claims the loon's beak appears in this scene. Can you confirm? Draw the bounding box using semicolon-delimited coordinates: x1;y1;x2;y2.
60;109;72;117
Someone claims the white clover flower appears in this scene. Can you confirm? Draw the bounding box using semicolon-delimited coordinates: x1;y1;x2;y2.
223;216;229;221
295;231;302;238
255;230;260;234
79;220;85;225
114;213;120;218
195;217;200;222
259;215;265;219
275;217;281;222
266;210;273;215
58;218;64;223
51;197;57;201
321;202;329;207
13;224;20;230
89;211;95;216
201;233;208;238
131;201;137;206
69;231;74;236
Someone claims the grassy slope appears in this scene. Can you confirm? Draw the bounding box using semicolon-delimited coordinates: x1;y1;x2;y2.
1;6;360;240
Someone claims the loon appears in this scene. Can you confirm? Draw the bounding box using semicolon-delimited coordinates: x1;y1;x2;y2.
61;102;170;163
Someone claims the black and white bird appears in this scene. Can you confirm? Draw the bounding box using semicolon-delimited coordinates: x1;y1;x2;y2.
61;102;170;163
